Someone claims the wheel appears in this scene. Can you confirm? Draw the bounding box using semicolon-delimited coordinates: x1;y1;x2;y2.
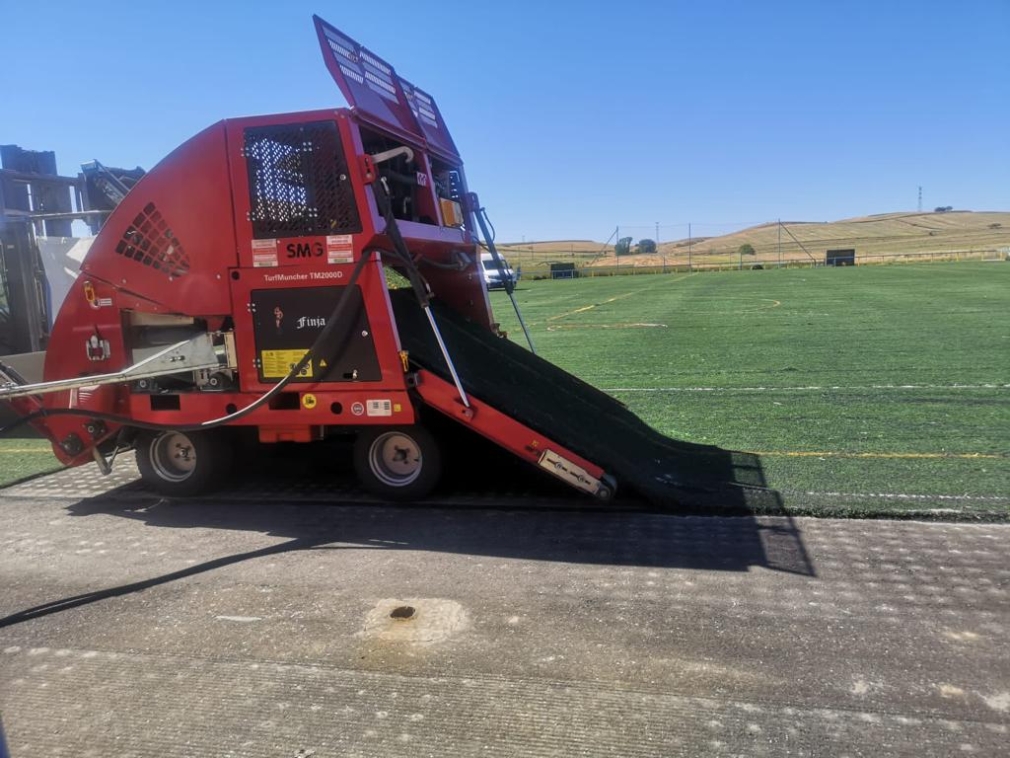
596;474;618;502
135;429;233;496
353;425;442;501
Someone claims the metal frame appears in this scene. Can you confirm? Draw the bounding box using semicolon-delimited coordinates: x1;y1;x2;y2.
0;333;228;400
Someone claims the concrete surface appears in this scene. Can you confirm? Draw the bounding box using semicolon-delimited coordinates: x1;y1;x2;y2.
1;462;1008;757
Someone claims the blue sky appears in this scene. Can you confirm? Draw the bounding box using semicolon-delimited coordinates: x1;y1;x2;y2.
2;0;1006;242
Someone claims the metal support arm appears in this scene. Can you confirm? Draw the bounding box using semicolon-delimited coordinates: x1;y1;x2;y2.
0;333;231;401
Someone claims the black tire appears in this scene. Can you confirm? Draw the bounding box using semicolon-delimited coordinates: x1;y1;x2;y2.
353;425;442;501
135;429;234;496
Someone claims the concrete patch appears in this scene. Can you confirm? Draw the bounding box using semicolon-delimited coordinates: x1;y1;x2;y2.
358;598;468;646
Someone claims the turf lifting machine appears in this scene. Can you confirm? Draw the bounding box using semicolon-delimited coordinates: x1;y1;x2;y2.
0;16;768;508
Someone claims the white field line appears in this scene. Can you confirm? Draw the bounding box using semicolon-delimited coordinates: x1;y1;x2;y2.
546;322;668;330
753;451;1005;460
604;384;1009;393
787;491;1010;503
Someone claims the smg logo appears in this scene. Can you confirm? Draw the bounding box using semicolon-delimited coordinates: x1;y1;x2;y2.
286;241;324;259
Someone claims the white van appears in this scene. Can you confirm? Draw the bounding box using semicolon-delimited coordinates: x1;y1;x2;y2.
479;251;518;290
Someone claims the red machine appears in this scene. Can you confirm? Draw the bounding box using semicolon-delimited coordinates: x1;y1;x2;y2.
0;16;616;501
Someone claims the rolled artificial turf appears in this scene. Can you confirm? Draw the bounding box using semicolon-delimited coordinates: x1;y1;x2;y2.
391;290;780;511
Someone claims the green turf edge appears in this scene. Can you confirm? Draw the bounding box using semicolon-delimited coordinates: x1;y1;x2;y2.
746;503;1007;523
634;501;1010;523
0;439;63;490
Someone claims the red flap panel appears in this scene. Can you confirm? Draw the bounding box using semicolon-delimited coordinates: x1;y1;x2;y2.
400;78;460;162
313;15;460;161
313;16;421;145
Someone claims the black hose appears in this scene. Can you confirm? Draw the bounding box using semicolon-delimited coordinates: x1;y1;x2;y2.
481;207;496;242
371;178;432;308
473;206;514;296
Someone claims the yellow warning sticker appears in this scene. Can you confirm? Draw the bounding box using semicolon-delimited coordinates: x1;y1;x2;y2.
260;350;312;379
302;393;317;409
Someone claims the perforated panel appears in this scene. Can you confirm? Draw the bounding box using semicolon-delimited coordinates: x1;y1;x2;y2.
244;121;361;240
114;203;191;278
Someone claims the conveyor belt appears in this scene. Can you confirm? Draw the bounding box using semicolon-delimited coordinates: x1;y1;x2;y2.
390;291;781;511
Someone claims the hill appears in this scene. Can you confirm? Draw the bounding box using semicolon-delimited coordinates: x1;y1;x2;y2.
497;239;608;255
496;211;1010;271
653;210;1010;263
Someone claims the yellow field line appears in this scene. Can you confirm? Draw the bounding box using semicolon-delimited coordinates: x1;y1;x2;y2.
547;292;639;322
750;450;1005;460
0;448;53;454
547;273;697;322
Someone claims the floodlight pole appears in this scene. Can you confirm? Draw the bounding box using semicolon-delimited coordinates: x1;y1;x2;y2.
778;219;782;266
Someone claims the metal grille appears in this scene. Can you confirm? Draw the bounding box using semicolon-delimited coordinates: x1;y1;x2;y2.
114;203;190;278
244;121;361;239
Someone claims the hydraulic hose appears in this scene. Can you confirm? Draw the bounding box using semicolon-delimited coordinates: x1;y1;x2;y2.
371;177;431;308
472;205;536;354
370;178;472;406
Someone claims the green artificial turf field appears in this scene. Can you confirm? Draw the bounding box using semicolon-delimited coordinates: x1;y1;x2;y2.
493;262;1009;518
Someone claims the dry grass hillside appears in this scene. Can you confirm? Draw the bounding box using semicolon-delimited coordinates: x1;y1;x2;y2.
497;240;608;255
497;211;1010;271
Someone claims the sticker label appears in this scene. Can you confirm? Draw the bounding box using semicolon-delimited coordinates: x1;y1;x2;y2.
252;238;279;268
326;234;354;264
350;402;365;416
302;393;317;409
366;399;392;417
260;349;311;379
